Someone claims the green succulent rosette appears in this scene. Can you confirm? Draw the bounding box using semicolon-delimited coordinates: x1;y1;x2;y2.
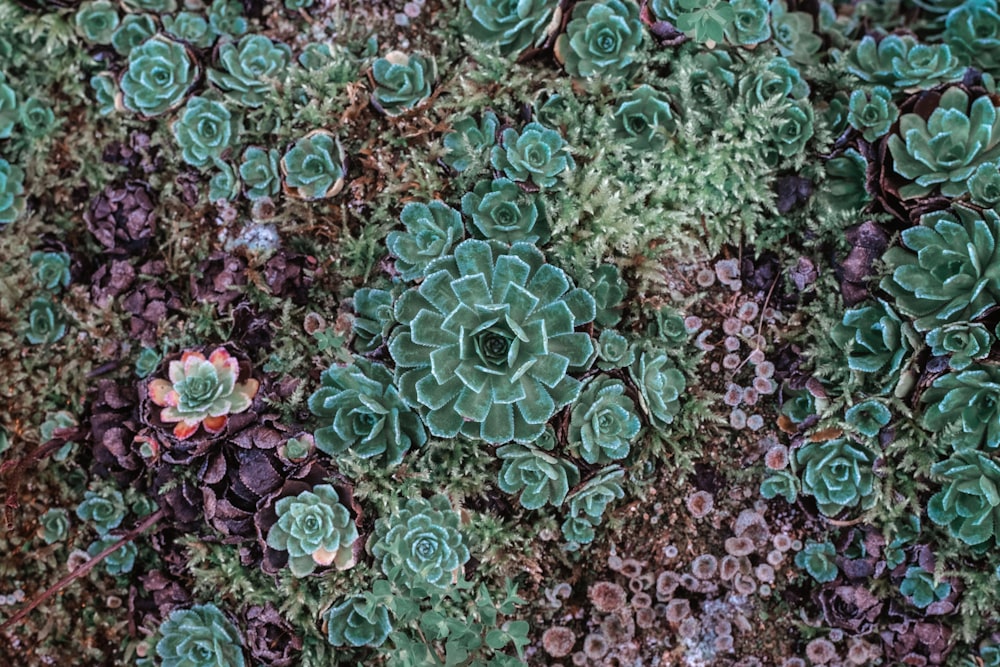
25;297;66;344
265;484;359;576
770;0;821;64
900;567;951;608
461;178;548;244
74;0;119;45
386;201;465;282
307;358;427;466
760;471;798;503
561;465;625;544
969;161;1000;207
442;111;498;173
848;86;898;143
111;14;156;56
629;350;685;427
19;98;56;139
769;99;814;159
371;51;436;116
927;323;992;370
281;131;346;200
794;540;838;583
843;35;964;92
124;0;176;11
823;149;871;211
120;35;198;117
208;35;292;108
88;537;137;575
928;449;1000;546
388;240;596;444
370;494;470;591
888;88;1000;199
208;162;239;201
725;0;771;46
795;438;877;517
611;84;675;151
568;377;641;464
90;73;117;116
595;330;634;371
29;251;71;291
352;288;395;353
163;12;218;49
238;147;280;200
844;400;891;438
209;0;248;38
147;347;259;440
76;489;125;536
830;299;913;392
38;508;70;544
742;57;810;110
497;441;580;509
881;205;1000;331
0;75;17;139
554;0;643;81
325;596;392;648
0;157;26;226
155;604;246;667
944;0;1000;78
464;0;557;55
491;121;574;188
173;96;239;169
922;363;1000;450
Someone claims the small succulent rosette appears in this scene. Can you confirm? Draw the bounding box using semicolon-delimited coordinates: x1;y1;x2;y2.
280;129;347;200
254;461;364;576
142;345;259;461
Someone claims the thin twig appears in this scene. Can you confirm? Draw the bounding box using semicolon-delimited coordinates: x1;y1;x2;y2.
0;509;164;636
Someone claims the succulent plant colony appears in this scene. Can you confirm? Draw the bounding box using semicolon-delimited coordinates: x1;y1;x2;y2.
4;0;1000;665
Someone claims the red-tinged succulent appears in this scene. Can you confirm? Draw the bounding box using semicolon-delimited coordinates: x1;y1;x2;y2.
148;347;259;440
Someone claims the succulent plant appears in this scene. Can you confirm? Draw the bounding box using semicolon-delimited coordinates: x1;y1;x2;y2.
442;111;498;172
740;57;809;108
595;330;634;371
90;74;117;116
921;363;1000;450
281;131;346;199
583;263;626;328
325;596;392;648
156;604;246;667
844;400;891;438
725;0;770;46
780;386;815;424
163;11;218;49
0;157;25;226
491;121;574;188
370;494;470;592
239;147;281;200
120;35;198;117
561;465;625;544
208;35;292;108
611;84;675;151
386;201;465;281
25;297;66;345
135;347;162;379
123;0;175;10
308;358;427;466
208;162;239;202
111;14;156;56
848;86;898;143
147;347;259;440
760;471;798;503
928;450;1000;545
888;88;1000;199
824;149;871;211
0;76;17;139
795;438;877;516
172;96;239;169
461;178;548;244
770;0;821;64
881;205;1000;331
208;0;248;38
497;441;580;509
900;567;951;609
74;0;119;44
76;489;126;537
568;377;641;464
388;240;595;444
843;35;964;92
969;162;1000;207
554;0;643;81
927;323;993;370
371;51;437;116
29;251;70;291
830;300;913;393
38;508;69;544
794;540;838;583
945;0;1000;78
88;537;137;575
629;350;685;427
18;97;56;139
769;100;814;159
265;484;359;576
463;0;556;55
352;288;395;353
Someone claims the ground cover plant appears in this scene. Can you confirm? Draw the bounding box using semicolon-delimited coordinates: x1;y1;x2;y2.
3;0;1000;664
